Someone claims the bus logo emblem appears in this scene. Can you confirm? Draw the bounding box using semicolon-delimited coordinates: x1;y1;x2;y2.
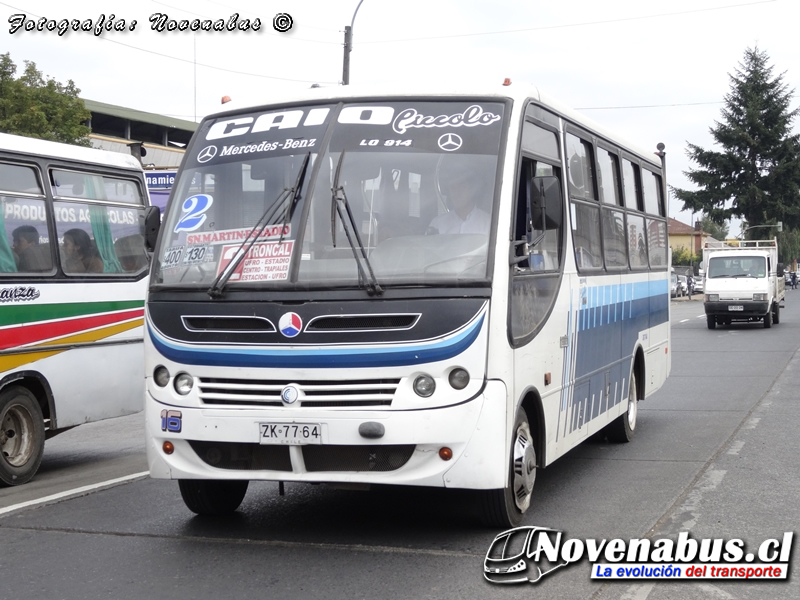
281;385;300;404
197;145;218;163
438;133;462;152
279;312;303;337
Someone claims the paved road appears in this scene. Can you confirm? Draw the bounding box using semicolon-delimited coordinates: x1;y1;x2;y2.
1;295;798;599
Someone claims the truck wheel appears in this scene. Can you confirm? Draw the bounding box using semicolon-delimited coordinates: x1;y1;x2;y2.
0;386;46;486
706;315;716;330
480;408;536;528
773;303;780;324
178;479;249;515
764;307;772;328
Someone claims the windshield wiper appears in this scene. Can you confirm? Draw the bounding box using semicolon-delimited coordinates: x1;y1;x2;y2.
330;151;383;296
207;152;311;298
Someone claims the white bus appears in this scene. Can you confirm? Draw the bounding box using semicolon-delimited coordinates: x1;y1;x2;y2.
144;83;671;526
0;132;151;485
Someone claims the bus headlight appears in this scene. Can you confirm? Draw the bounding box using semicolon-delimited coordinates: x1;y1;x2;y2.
154;366;170;387
448;368;470;390
413;374;436;397
174;373;194;395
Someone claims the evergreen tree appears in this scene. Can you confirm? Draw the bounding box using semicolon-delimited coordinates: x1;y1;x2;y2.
0;53;90;146
700;215;728;241
672;47;800;235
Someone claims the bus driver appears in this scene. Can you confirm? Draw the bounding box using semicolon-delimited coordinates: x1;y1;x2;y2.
428;164;491;235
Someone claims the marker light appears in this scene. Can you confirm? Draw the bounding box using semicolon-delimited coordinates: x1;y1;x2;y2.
503;78;512;86
162;441;175;455
154;366;170;387
413;374;436;397
448;368;470;390
174;373;194;395
439;447;453;461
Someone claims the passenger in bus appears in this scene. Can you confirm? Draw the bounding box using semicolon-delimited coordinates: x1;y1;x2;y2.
62;228;104;273
427;166;490;235
11;225;52;272
115;234;148;272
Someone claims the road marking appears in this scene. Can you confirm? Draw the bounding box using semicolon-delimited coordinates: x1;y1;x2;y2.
620;583;655;600
727;440;745;455
744;417;761;429
680;319;689;323
0;471;149;517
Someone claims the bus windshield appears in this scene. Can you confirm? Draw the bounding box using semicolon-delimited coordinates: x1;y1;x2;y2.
152;100;506;289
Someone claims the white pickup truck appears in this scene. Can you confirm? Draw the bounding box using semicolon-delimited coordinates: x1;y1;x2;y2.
702;238;785;329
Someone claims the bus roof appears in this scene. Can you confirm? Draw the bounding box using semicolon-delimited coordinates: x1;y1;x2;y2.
0;132;143;172
204;81;662;168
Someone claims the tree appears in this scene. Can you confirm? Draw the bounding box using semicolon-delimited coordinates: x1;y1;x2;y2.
699;215;728;241
672;47;800;236
0;53;90;146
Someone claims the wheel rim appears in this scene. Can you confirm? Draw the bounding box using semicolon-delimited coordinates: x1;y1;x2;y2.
1;401;36;467
512;421;536;512
627;376;638;431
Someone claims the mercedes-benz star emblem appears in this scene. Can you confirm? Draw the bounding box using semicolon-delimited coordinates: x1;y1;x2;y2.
197;145;218;163
438;133;463;152
281;385;300;404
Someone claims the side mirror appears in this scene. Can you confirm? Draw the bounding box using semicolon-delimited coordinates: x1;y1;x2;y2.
530;176;562;231
144;205;161;252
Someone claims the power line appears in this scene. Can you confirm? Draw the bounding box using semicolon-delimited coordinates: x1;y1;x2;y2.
577;101;725;110
357;0;777;43
0;1;338;83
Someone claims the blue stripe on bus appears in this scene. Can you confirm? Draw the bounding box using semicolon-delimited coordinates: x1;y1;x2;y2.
565;278;669;435
148;314;485;369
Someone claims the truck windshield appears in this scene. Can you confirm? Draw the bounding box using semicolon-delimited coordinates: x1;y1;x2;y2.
707;256;766;278
152;100;506;290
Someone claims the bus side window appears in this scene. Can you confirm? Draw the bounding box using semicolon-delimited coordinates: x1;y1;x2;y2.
510;157;564;343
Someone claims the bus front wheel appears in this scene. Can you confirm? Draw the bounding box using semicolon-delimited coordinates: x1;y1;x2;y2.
178;479;249;515
0;386;46;486
480;408;536;528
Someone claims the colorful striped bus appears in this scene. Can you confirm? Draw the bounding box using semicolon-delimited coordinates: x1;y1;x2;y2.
0;132;150;485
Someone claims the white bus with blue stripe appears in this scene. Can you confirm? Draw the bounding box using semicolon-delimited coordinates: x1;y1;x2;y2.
143;82;670;526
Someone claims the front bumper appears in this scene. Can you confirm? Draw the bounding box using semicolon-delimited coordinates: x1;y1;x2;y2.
145;380;509;490
704;300;769;319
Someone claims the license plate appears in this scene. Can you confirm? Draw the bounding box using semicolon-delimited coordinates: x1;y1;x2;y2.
728;305;744;311
259;422;322;445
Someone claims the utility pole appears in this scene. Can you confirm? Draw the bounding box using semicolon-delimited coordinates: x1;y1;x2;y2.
342;0;364;85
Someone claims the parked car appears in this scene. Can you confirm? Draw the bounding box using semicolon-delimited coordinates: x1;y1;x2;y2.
693;277;704;293
671;272;683;298
677;275;688;297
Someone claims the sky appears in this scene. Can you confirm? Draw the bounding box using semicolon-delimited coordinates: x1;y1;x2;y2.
2;0;798;236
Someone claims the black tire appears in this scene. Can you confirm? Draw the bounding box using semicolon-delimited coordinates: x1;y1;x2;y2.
178;479;249;515
607;371;639;443
706;315;716;330
480;408;536;528
764;307;772;328
0;386;46;486
773;302;780;324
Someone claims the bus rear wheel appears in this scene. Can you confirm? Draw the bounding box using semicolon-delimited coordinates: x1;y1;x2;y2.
607;371;639;443
0;386;45;486
480;408;536;528
178;479;249;515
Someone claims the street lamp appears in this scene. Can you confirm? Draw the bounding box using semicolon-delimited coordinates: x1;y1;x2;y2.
739;222;783;240
342;0;364;85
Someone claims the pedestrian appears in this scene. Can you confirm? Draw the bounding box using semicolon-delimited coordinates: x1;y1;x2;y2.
687;275;694;299
792;271;797;290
